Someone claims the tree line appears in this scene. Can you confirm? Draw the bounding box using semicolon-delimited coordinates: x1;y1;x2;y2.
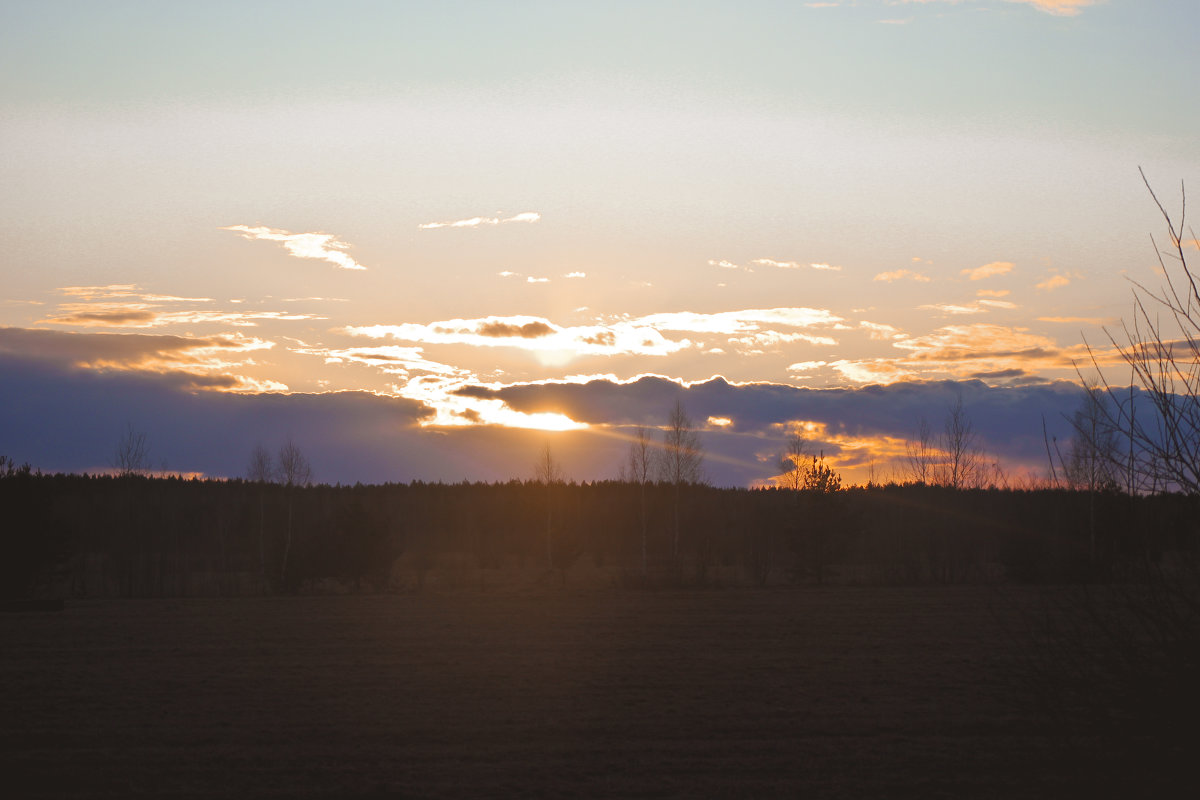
3;457;1195;599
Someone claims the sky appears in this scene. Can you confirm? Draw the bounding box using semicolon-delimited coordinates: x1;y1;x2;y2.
2;0;1198;486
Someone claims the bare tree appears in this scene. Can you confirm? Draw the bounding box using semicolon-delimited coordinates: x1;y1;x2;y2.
534;441;564;485
246;443;275;579
276;438;312;588
246;443;276;483
1086;169;1200;495
905;417;937;485
533;443;564;570
620;427;655;575
938;396;983;489
277;438;313;488
656;399;705;560
777;432;809;491
113;423;150;477
1063;386;1120;494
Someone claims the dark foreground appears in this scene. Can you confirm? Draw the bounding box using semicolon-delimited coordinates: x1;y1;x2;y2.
0;588;1182;798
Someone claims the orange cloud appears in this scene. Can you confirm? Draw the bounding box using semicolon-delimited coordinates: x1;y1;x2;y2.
1038;316;1111;326
1036;274;1071;291
961;261;1014;281
44;306;323;328
873;269;930;283
920;303;986;315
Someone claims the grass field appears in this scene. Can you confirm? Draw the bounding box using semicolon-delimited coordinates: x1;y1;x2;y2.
0;587;1177;798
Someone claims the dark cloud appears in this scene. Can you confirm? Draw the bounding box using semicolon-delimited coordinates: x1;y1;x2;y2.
475;320;555;339
909;347;1059;362
47;310;158;326
458;375;1092;479
0;354;441;483
970;369;1028;380
0;325;253;370
1;347;1102;487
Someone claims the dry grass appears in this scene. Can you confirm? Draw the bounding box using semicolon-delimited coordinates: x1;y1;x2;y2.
0;587;1181;798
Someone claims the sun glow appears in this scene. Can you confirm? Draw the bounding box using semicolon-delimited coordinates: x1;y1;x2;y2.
395;375;587;431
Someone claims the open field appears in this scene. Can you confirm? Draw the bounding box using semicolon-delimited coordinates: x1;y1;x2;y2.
0;587;1178;798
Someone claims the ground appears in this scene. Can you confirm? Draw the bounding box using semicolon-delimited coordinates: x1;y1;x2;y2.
0;587;1178;798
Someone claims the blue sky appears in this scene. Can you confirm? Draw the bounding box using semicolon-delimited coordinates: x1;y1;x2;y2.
2;0;1198;484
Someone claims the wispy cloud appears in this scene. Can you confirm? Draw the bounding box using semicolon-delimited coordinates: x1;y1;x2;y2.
708;259;741;270
633;307;843;335
1038;315;1111;325
1005;0;1100;17
42;285;322;329
751;258;843;272
43;307;323;328
564;272;586;279
418;211;541;229
894;324;1062;363
920;302;987;315
57;285;212;303
344;316;689;358
728;331;838;354
221;225;368;271
874;269;930;283
296;344;467;379
496;270;551;282
961;261;1014;281
860;321;903;341
977;289;1010;298
1036;272;1076;291
890;0;1099;16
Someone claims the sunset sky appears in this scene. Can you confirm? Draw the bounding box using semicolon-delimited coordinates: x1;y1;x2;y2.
2;0;1198;485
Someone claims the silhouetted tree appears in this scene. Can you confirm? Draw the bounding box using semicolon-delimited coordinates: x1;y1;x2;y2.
937;396;983;489
276;438;312;588
798;452;843;585
777;432;809;491
657;399;705;561
277;438;313;488
113;423;150;476
1087;170;1200;495
802;452;843;494
533;443;564;572
1058;387;1122;563
246;442;275;579
246;443;275;483
905;417;936;484
619;426;655;574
